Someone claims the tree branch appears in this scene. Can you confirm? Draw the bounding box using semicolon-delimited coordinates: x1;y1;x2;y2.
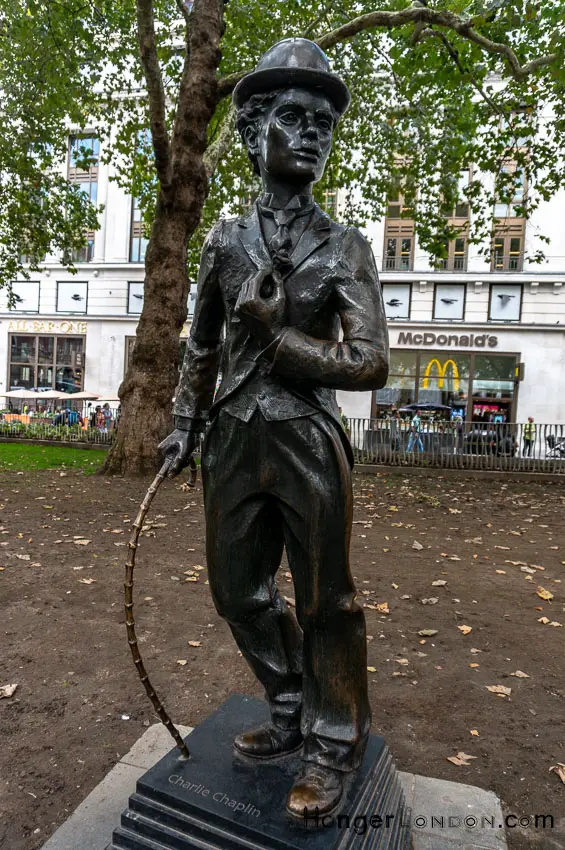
216;5;559;100
175;0;191;28
203;102;235;177
316;7;558;82
136;0;172;192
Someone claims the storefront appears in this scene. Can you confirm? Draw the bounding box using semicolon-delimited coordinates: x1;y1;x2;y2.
374;347;520;423
337;325;565;425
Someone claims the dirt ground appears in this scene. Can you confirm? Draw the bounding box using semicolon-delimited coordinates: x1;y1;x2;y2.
1;467;565;849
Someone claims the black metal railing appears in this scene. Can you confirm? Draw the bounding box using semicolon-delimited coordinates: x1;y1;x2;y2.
347;419;565;474
0;405;121;445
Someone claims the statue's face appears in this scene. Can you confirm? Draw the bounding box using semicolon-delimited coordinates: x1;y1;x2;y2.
253;87;335;186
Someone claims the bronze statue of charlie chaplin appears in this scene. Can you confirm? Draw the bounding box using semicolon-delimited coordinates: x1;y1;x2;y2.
159;38;389;819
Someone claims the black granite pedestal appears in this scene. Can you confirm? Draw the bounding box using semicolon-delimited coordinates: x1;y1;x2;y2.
107;694;411;850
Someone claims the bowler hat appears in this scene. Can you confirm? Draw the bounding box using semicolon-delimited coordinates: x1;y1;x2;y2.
233;38;350;116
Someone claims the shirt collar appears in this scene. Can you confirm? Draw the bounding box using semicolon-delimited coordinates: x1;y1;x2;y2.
257;192;313;211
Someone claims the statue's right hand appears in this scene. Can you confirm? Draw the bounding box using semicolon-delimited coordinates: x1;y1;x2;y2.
158;429;196;478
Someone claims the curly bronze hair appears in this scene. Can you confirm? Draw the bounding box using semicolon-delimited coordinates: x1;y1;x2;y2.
236;88;338;176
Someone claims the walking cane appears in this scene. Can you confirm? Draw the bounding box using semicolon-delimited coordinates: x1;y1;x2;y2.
124;456;191;760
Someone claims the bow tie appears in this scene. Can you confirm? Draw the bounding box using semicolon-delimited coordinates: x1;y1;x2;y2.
258;202;314;270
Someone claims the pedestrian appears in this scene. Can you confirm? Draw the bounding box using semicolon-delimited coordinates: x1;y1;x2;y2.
523;416;536;457
390;407;401;452
407;409;424;452
102;403;113;432
96;406;106;431
67;408;81;426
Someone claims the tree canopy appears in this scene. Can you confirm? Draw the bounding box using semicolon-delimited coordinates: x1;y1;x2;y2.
1;0;565;291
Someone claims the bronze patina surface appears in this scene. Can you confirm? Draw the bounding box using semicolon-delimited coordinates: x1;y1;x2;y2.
159;37;390;817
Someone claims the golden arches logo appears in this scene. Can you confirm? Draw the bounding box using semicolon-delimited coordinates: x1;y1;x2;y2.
422;359;460;391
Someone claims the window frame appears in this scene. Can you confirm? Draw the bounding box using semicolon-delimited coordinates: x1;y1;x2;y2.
432;283;467;321
8;333;85;394
56;281;89;315
9;281;41;314
127;281;145;315
382;282;412;320
488;283;523;322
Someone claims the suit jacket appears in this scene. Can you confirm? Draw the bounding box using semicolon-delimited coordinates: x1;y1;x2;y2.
173;202;390;460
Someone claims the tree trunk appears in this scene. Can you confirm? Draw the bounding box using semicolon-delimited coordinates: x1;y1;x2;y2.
103;0;224;475
103;201;194;475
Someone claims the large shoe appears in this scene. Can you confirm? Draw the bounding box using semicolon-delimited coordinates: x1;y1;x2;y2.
286;763;343;818
233;723;303;759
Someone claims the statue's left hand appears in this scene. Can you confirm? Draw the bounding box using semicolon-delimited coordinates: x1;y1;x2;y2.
235;266;286;347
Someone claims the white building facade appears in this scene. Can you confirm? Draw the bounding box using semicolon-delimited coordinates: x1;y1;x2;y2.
1;136;565;423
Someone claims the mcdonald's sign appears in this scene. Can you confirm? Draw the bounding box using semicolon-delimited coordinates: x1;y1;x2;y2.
422;358;460;391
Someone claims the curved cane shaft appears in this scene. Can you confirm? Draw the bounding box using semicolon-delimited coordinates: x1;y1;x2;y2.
125;458;190;760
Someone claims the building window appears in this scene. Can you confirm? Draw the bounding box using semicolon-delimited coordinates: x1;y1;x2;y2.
68;136;99;262
323;190;337;217
491;230;524;272
384;226;414;271
436;236;468;272
128;282;144;314
130;197;149;263
382;283;411;319
494;166;526;219
9;281;40;313
8;334;84;394
488;284;522;322
57;282;88;314
433;283;466;321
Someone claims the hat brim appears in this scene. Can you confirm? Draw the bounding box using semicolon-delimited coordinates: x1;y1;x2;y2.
233;67;350;115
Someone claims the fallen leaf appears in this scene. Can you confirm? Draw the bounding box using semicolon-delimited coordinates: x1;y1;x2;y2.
176;660;187;666
73;539;90;546
537;586;554;601
395;658;409;665
15;554;30;561
367;666;377;673
494;546;511;550
510;670;530;678
538;617;551;624
421;597;439;605
486;685;512;696
549;764;565;784
469;663;480;668
470;648;482;654
418;629;438;637
470;729;480;737
392;583;399;590
431;579;447;588
495;570;506;575
376;602;390;614
412;541;424;551
0;684;18;698
188;640;202;647
447;751;477;766
458;625;473;635
78;578;96;584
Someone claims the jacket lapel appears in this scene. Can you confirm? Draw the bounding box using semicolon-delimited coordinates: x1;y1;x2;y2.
236;204;271;270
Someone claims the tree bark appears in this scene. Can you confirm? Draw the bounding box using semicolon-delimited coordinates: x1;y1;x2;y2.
103;0;224;475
